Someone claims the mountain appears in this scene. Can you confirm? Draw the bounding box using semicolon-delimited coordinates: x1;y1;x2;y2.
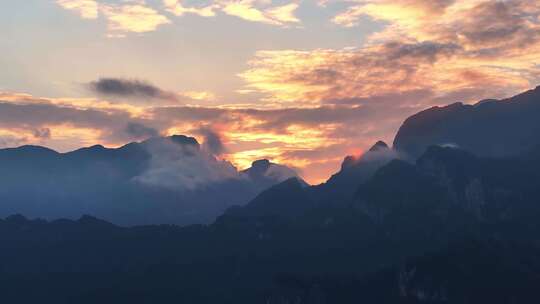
241;159;301;186
394;86;540;159
223;140;399;219
0;135;301;226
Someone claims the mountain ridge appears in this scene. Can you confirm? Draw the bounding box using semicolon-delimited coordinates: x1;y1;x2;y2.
393;86;540;159
0;135;301;226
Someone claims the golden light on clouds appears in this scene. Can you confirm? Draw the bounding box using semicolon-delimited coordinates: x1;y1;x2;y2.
163;0;218;17
166;0;301;26
241;0;540;107
57;0;171;36
56;0;302;37
101;4;171;36
56;0;99;19
265;3;301;24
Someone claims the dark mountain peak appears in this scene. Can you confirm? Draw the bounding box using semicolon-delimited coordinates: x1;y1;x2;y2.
251;159;271;171
67;144;109;156
322;141;400;201
474;98;498;107
393;86;540;159
369;140;389;152
396;102;468;134
141;135;200;149
88;144;106;150
223;177;311;218
340;155;357;170
340;141;389;170
241;159;302;185
169;135;199;146
0;145;59;156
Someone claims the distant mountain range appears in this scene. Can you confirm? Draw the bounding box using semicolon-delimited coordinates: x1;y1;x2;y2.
0;135;301;225
2;86;540;303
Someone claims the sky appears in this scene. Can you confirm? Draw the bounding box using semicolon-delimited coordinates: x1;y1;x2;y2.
1;0;540;183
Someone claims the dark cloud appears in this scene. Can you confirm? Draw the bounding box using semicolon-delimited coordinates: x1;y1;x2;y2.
442;0;540;56
384;41;461;62
197;127;226;156
461;1;525;43
33;128;51;139
0;101;164;145
0;102;127;130
290;68;342;85
88;78;177;101
324;89;434;106
125;122;159;139
150;106;227;123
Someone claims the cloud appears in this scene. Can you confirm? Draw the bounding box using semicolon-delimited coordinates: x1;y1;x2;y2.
239;0;539;106
332;0;455;28
331;0;540;56
101;2;171;36
87;77;219;105
265;3;301;24
0;96;164;149
164;0;301;27
56;0;99;19
239;41;473;105
262;162;300;182
133;137;239;190
163;0;218;17
88;78;177;101
33;128;52;139
125;122;159;139
197;127;227;156
56;0;170;37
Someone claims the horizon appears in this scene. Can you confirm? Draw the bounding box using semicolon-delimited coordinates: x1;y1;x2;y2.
2;0;540;184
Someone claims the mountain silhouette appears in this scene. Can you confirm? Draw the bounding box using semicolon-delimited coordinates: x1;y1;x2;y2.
0;135;301;226
222;140;400;219
394;86;540;159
